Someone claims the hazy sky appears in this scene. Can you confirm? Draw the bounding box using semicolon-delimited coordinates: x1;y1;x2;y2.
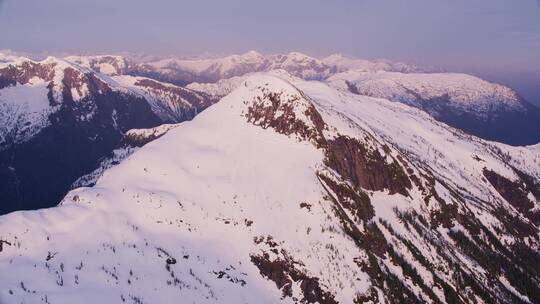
1;0;539;103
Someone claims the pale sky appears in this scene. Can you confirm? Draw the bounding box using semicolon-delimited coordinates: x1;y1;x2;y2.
1;0;539;104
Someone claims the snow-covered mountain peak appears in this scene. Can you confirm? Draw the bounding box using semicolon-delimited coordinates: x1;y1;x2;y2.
64;55;129;76
116;51;452;88
238;50;264;60
1;71;540;303
237;74;326;144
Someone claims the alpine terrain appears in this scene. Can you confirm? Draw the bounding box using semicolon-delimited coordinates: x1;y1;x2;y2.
1;73;539;303
159;51;540;146
2;50;540;215
0;53;215;214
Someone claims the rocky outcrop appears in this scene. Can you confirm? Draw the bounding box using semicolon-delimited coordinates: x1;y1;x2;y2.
251;253;338;304
484;168;540;225
244;85;326;144
123;124;178;147
325;136;411;196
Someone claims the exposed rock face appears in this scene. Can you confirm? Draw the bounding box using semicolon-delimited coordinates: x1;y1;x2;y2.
484;168;540;225
484;169;534;213
123;124;179;147
242;80;412;197
251;253;338;304
325;136;411;196
0;60;55;86
243;83;326;144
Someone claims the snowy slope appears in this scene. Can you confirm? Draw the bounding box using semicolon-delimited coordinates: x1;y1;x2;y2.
1;73;539;303
185;70;297;99
186;75;246;99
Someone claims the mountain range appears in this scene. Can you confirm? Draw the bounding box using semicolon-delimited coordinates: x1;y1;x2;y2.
0;72;539;303
2;50;539;216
